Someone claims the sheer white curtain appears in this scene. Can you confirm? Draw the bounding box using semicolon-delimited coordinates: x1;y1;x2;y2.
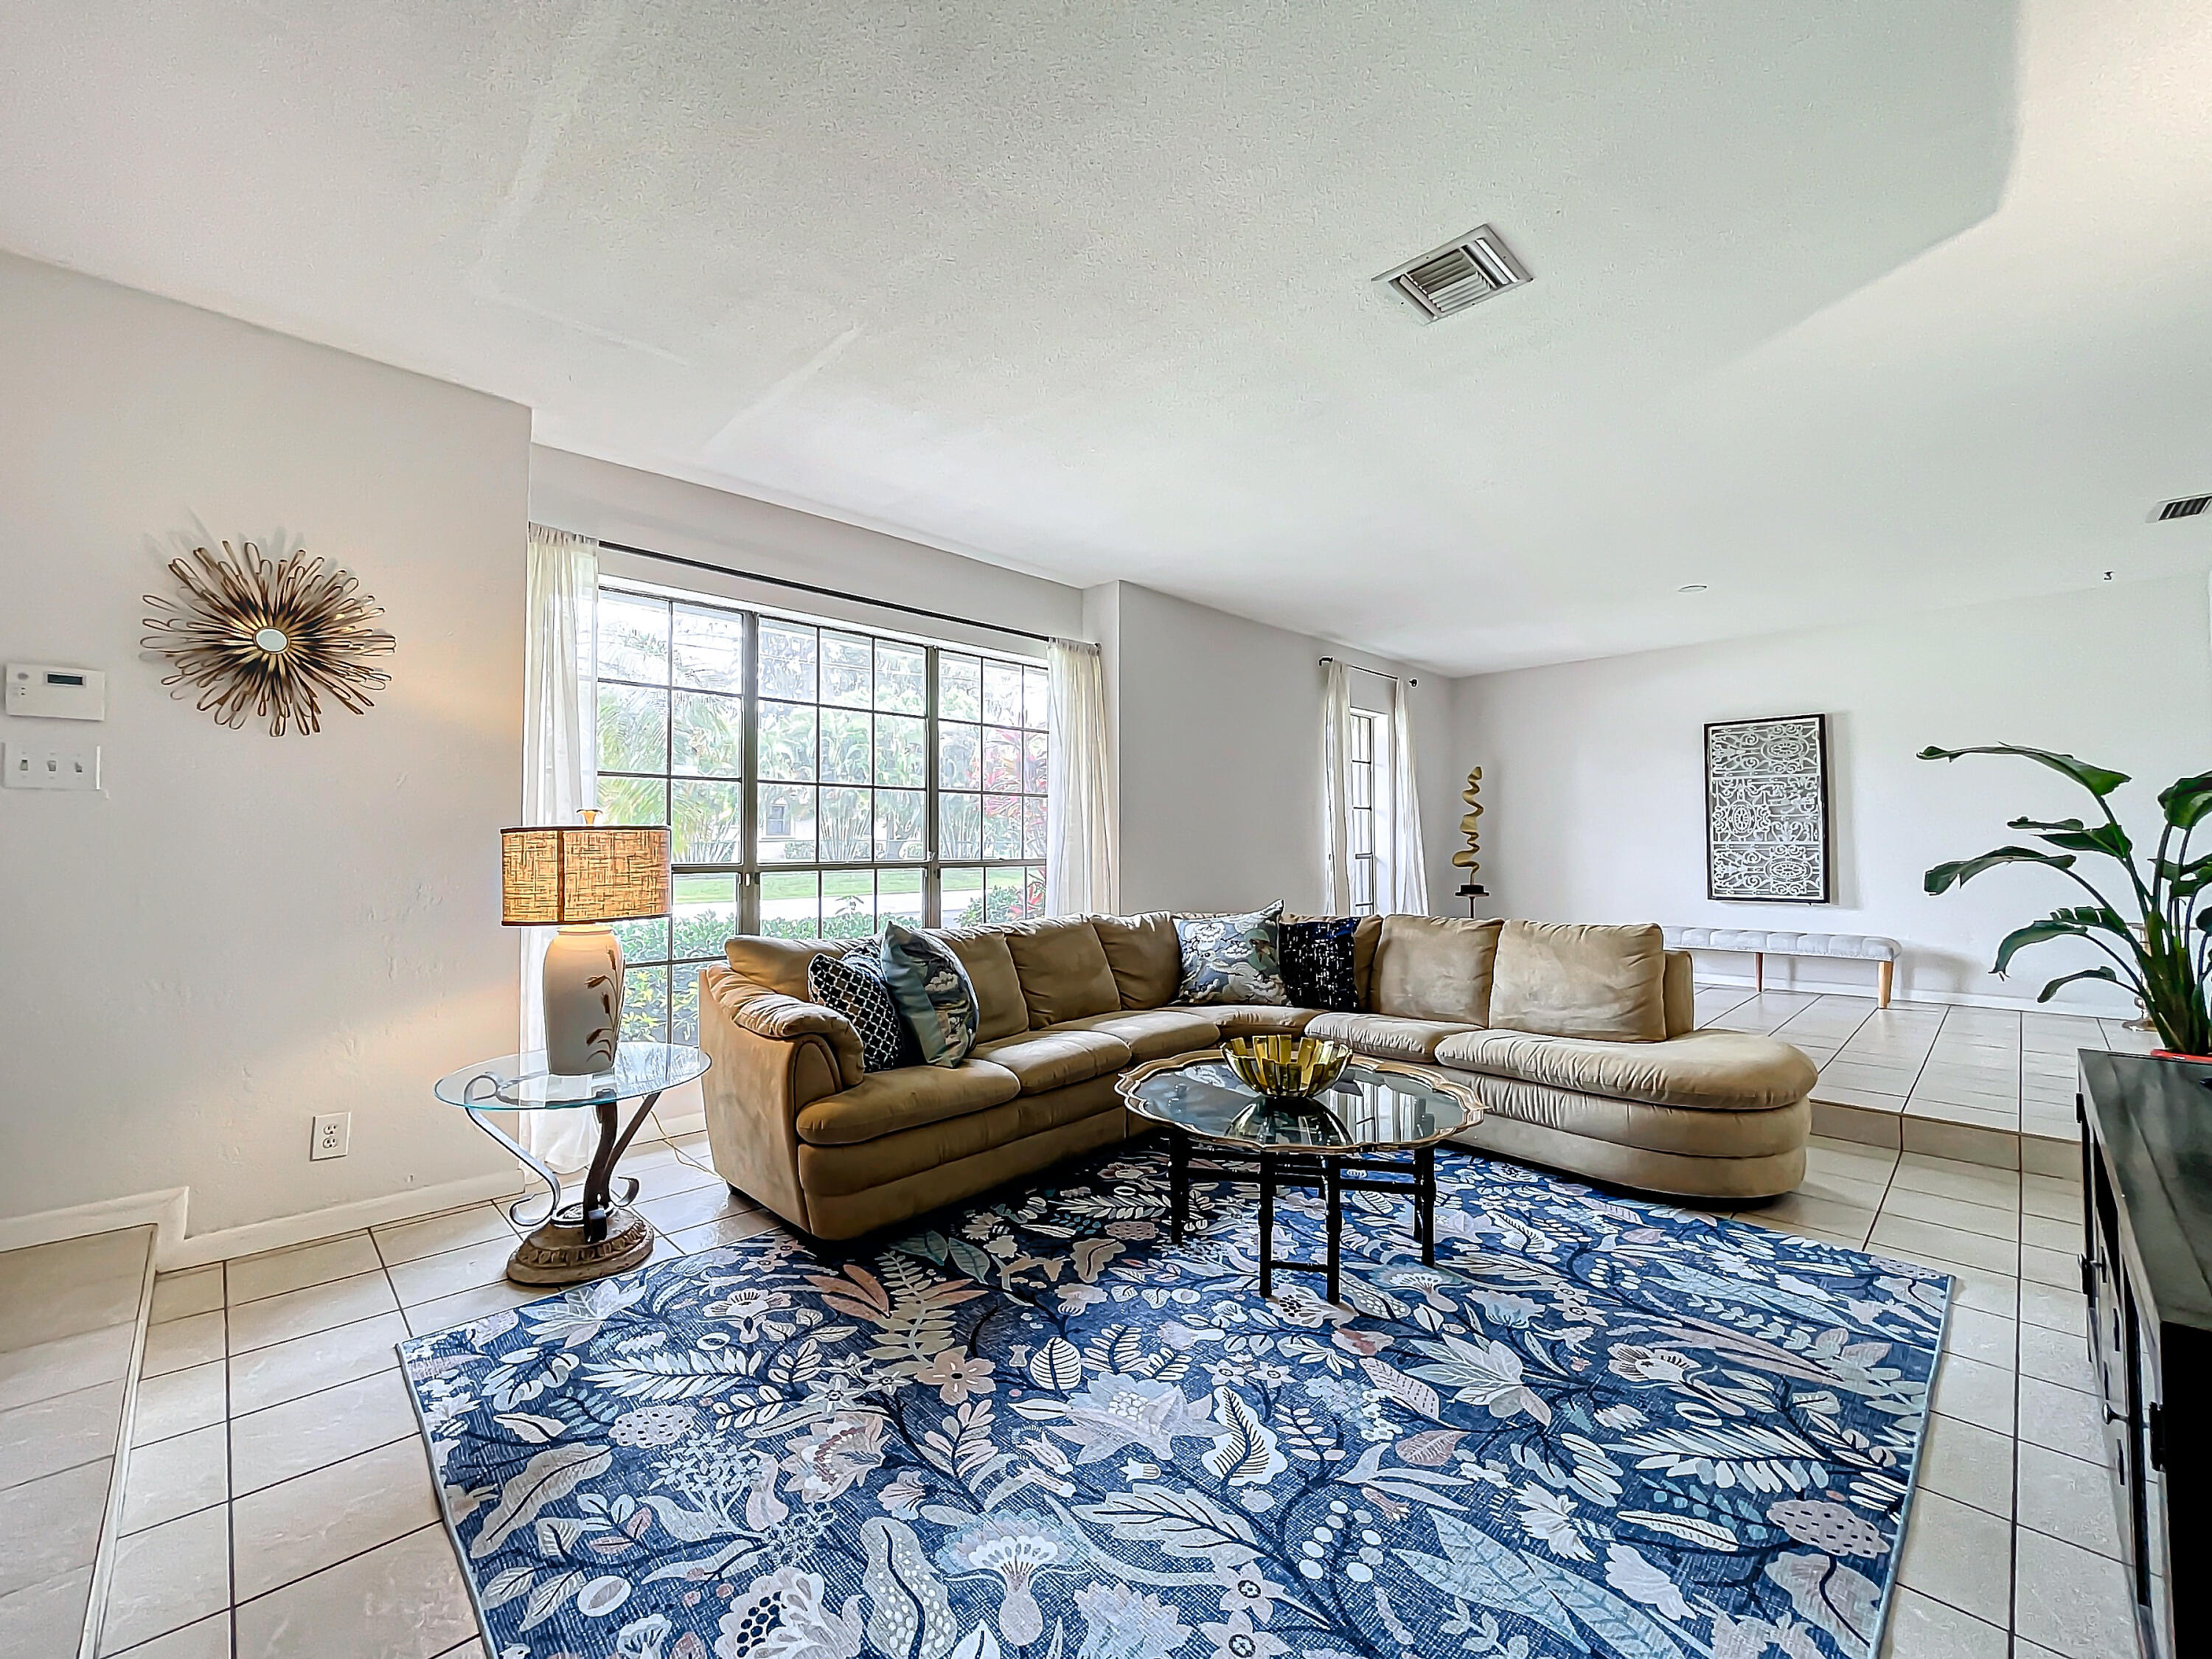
1045;639;1119;916
1318;661;1355;914
1385;677;1430;914
521;524;601;1172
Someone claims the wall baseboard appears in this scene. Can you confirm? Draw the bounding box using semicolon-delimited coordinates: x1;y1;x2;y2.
0;1187;189;1262
160;1169;531;1270
1692;967;2134;1020
7;1112;709;1273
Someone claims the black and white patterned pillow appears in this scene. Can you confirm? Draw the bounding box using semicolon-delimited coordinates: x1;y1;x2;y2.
807;949;914;1072
1281;916;1360;1012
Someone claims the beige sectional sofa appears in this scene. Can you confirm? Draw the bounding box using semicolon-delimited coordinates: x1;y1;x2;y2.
696;912;1815;1240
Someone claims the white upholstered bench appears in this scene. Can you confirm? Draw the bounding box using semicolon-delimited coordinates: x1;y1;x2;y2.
1662;928;1902;1007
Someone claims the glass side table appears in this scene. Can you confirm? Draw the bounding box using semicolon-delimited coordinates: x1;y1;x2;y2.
1116;1051;1479;1305
434;1043;709;1287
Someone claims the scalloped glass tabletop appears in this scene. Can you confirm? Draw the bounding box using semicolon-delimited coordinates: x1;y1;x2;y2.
1119;1054;1476;1150
433;1043;709;1110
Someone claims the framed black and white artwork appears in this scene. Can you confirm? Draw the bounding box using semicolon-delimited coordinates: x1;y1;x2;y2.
1705;714;1832;902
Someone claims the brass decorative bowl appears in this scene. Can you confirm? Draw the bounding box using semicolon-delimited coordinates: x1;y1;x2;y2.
1222;1034;1353;1102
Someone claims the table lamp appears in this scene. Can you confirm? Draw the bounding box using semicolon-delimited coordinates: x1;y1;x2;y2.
502;812;672;1075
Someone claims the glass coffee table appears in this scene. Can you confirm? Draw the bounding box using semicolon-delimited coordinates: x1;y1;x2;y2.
1116;1051;1480;1304
434;1043;709;1287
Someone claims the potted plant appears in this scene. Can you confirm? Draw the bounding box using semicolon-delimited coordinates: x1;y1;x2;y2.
1920;744;2212;1057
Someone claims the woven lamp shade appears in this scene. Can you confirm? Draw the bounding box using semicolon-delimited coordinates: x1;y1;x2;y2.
501;824;671;925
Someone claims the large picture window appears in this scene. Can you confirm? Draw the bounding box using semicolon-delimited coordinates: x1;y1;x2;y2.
593;584;1048;1042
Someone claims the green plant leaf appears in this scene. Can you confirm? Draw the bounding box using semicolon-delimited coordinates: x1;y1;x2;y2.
2006;819;2132;859
1924;846;2078;895
1992;920;2089;976
2161;773;2212;830
1919;745;2130;797
2036;966;2122;1003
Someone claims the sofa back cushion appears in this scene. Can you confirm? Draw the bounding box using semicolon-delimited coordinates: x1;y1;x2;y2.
1663;950;1695;1038
724;935;835;1000
1091;913;1182;1009
1489;920;1669;1043
1370;917;1503;1023
1002;917;1122;1028
1352;915;1383;1009
931;927;1030;1042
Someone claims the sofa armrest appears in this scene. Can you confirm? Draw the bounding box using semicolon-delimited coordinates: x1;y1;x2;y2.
705;970;866;1088
696;967;858;1234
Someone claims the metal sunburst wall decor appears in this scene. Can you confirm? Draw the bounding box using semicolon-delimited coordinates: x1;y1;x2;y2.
142;540;396;736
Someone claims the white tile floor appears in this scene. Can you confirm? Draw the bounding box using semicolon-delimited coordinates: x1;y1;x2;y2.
0;1227;156;1658
100;1069;2135;1658
1697;987;2147;1164
101;1122;769;1659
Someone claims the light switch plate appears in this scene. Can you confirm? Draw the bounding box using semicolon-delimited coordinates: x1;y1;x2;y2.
6;664;106;720
4;741;101;790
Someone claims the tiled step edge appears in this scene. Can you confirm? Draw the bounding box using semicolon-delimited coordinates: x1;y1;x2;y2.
1810;1099;2079;1177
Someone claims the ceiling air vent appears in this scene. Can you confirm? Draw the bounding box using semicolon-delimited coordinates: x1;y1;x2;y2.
2155;495;2211;521
1379;224;1531;321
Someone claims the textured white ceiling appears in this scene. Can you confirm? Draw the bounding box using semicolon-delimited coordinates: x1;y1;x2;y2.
3;0;2208;672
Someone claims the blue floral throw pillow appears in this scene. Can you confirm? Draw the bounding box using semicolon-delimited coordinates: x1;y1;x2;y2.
807;948;914;1072
1282;914;1360;1011
1173;902;1288;1006
877;920;978;1066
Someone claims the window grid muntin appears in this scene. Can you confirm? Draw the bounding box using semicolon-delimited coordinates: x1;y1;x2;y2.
1349;710;1378;917
595;584;1047;1043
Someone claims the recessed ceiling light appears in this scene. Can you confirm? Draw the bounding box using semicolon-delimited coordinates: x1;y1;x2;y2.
1677;583;1708;594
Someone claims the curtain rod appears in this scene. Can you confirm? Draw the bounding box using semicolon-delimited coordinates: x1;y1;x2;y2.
592;536;1058;644
1318;655;1419;688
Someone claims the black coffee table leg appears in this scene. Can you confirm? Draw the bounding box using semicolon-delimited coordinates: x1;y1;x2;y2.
1418;1143;1436;1267
1257;1152;1276;1297
1169;1127;1189;1245
1325;1157;1343;1305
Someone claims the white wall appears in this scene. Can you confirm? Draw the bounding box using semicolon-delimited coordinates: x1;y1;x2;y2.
1100;581;1453;915
531;448;1083;656
1450;576;2212;1011
0;254;530;1237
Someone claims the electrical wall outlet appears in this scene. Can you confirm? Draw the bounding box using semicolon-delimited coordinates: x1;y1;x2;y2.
3;741;101;790
310;1112;351;1161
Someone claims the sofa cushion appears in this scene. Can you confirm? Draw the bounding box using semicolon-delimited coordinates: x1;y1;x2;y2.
1455;1077;1809;1164
793;1057;1023;1147
1488;920;1668;1043
1049;1007;1221;1062
1305;1011;1484;1063
1002;918;1122;1028
724;935;835;999
1434;1028;1816;1113
1204;1004;1319;1037
878;920;978;1066
1175;903;1288;1006
1352;915;1383;1009
1091;913;1182;1009
971;1026;1134;1093
1281;916;1360;1012
1370;917;1502;1023
1663;950;1695;1039
931;927;1029;1042
807;949;917;1072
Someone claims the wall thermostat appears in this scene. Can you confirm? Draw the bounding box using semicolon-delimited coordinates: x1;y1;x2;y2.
6;664;107;720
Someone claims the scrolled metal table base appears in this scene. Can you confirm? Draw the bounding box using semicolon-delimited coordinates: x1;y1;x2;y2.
462;1090;663;1287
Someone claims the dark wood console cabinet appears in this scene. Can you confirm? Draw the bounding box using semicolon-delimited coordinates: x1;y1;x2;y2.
2080;1051;2212;1659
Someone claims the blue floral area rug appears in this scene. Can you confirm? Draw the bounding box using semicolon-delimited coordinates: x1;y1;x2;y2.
400;1147;1950;1659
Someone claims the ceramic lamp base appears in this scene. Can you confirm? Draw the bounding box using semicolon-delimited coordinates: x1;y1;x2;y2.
543;925;623;1076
